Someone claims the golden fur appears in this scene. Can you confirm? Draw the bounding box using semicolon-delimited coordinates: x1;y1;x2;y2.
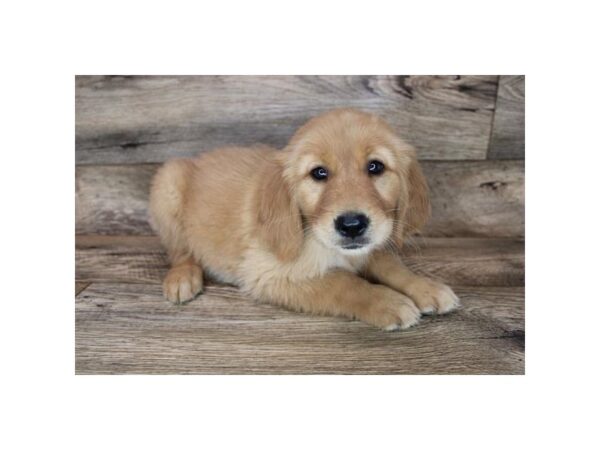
149;109;459;330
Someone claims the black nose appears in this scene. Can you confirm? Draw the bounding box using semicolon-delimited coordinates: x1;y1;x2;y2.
334;212;370;238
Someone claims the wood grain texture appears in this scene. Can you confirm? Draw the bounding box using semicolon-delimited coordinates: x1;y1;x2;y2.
75;161;524;237
402;237;524;286
76;165;155;235
75;283;523;374
76;75;498;164
76;282;90;296
488;75;525;159
424;160;524;237
76;235;524;287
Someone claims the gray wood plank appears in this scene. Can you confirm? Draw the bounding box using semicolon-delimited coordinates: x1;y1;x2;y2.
76;75;498;164
76;164;156;235
488;75;525;159
75;283;524;374
76;236;524;287
75;161;524;237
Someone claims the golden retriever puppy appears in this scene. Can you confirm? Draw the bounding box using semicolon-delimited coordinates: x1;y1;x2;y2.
149;108;459;330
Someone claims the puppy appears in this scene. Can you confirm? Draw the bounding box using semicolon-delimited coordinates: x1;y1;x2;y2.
149;108;459;330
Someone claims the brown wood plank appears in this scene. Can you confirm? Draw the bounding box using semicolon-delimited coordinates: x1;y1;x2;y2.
75;283;524;374
76;282;90;296
76;236;524;287
424;160;524;237
75;161;524;237
488;75;525;159
402;237;524;286
76;75;498;164
76;237;168;284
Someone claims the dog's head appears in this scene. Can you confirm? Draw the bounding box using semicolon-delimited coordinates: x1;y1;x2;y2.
257;109;430;261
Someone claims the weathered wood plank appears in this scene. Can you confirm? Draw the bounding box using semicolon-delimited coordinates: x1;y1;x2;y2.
76;165;155;235
75;161;524;237
402;237;524;286
425;160;524;237
75;283;524;374
76;236;524;287
488;75;525;159
76;75;498;164
76;236;168;285
76;282;90;296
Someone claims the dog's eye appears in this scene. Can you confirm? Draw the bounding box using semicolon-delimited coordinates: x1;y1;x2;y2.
367;160;385;175
310;166;329;181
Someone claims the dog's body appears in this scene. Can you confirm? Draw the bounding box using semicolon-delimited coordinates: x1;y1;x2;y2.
149;109;459;330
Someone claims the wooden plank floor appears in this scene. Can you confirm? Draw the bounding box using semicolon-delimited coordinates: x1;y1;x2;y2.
75;236;524;374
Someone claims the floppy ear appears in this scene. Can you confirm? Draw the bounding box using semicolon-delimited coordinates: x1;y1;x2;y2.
394;152;431;245
256;158;303;262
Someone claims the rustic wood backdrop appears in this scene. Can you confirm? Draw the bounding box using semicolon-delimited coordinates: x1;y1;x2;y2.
75;75;525;374
76;75;524;238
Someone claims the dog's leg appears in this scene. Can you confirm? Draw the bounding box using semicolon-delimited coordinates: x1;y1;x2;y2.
253;271;421;330
365;251;460;314
163;254;204;304
149;159;203;304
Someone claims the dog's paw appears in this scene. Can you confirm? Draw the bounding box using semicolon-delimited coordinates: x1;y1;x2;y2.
163;265;203;304
405;278;460;315
361;288;421;331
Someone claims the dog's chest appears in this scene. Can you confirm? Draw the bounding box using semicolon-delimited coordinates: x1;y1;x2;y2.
294;239;367;278
239;237;369;288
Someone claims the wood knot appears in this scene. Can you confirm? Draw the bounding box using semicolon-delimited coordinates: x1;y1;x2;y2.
120;142;142;150
392;76;414;99
479;181;507;190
